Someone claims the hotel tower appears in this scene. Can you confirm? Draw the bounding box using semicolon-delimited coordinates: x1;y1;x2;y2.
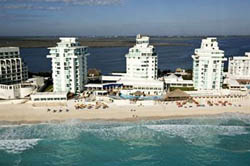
228;52;250;79
125;34;158;80
192;38;227;90
47;38;89;94
0;47;28;85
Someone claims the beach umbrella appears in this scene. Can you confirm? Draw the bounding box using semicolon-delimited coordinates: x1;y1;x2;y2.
133;91;144;96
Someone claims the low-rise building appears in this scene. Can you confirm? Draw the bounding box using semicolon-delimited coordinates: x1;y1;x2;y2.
30;92;68;102
117;78;164;95
162;74;193;89
0;84;35;99
85;83;123;91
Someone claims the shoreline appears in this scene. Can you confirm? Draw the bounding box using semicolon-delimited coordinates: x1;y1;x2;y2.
0;43;191;48
0;37;192;48
0;112;249;126
0;100;250;125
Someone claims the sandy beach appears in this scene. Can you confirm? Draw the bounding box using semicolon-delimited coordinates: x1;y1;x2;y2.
0;97;250;124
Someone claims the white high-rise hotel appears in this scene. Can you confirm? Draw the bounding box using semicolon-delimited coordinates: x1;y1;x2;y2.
192;38;227;90
47;38;89;94
100;34;164;95
0;47;28;85
228;52;250;79
125;34;158;80
0;47;36;99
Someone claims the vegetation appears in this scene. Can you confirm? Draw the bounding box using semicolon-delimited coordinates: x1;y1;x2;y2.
44;85;53;92
158;69;172;77
0;37;191;48
182;69;193;80
222;84;229;89
88;68;101;77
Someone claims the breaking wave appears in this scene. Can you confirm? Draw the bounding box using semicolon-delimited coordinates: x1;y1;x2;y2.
0;113;250;153
0;139;41;154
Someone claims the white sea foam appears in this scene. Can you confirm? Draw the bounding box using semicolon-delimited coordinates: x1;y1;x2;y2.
0;113;249;149
145;124;248;136
0;139;41;154
145;124;248;146
81;122;249;148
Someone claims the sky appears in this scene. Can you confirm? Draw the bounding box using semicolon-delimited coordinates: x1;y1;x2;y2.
1;0;250;36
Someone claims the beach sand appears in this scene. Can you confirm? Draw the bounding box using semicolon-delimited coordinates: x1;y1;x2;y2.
0;98;250;124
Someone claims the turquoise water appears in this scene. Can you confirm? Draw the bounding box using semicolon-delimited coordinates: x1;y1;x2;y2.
1;113;250;166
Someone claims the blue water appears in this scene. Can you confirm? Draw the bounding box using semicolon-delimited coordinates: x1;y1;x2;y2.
1;113;250;166
20;36;250;74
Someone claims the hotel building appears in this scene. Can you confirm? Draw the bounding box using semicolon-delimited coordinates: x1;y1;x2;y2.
125;34;158;80
192;38;227;91
47;38;89;94
0;47;35;99
0;47;28;85
228;52;250;79
99;34;164;95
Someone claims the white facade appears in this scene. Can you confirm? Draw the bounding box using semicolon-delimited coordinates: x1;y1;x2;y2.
192;38;227;90
0;83;35;99
99;34;164;96
224;78;247;91
162;74;193;88
228;52;250;79
31;92;68;102
0;47;28;85
47;37;89;94
117;78;164;95
0;47;33;99
26;77;45;88
125;34;158;80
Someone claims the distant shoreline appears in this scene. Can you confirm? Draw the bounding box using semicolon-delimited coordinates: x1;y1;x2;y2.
0;37;191;48
1;35;250;48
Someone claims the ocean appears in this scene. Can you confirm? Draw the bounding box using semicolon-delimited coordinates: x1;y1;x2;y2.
0;113;250;166
20;36;250;74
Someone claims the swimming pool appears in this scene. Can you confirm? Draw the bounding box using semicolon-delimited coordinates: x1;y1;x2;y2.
119;94;163;100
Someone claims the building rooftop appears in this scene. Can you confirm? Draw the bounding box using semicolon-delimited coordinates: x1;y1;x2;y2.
229;52;250;60
0;47;19;52
31;91;68;96
118;78;164;86
59;37;78;42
